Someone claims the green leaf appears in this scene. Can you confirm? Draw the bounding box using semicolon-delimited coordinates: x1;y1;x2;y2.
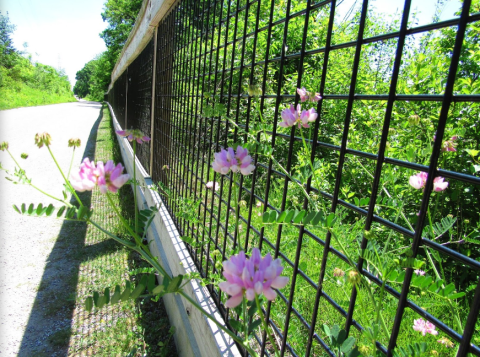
147;273;156;293
77;206;89;220
303;211;316;225
93;291;99;306
441;283;455;297
326;213;335;228
103;287;110;305
152;285;165;295
111;285;121;304
322;324;331;337
85;297;93;311
341;336;356;353
284;210;295;223
21;203;26;213
66;207;76;219
57;206;66;217
45;204;55;216
166;275;183;293
130;283;146;300
262;212;270;224
228;319;243;332
330;324;340;340
120;281;131;301
248;304;258;318
337;329;346;345
13;205;21;214
268;211;278;223
27;203;34;215
311;211;325;226
35;203;44;216
277;210;287;223
293;210;306;224
248;319;262;335
447;292;465;299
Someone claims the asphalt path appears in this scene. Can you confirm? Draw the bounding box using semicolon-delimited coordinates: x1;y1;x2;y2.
0;101;102;356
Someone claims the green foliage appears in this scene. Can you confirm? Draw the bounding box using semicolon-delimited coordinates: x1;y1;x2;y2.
85;273;184;311
392;342;428;357
323;324;361;357
0;13;75;109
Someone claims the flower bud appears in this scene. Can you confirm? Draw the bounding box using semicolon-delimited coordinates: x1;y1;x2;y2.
0;142;8;151
333;267;345;278
239;200;247;207
21;153;29;159
347;270;361;285
408;114;420;126
358;345;371;355
68;138;81;148
35;132;52;148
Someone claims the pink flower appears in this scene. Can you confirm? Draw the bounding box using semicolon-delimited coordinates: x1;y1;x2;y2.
433;177;448;192
437;337;454;348
409;172;448;192
279;104;318;129
409;172;428;190
116;129;151;144
70;158;129;194
95;160;130;194
296;87;322;103
297;87;309;102
442;136;458;152
219;248;289;308
413;318;438;336
212;146;255;175
414;269;426;276
70;158;97;192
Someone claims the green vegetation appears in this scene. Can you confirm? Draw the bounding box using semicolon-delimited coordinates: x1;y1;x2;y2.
69;105;177;356
0;12;75;110
73;0;142;101
152;0;480;355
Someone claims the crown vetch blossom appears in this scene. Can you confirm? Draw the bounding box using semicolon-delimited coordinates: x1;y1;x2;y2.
279;104;318;129
70;158;130;193
70;158;97;192
116;129;151;144
409;172;448;192
206;181;219;191
212;146;255;175
413;318;438;336
297;87;322;103
219;248;289;308
35;132;52;148
96;160;130;193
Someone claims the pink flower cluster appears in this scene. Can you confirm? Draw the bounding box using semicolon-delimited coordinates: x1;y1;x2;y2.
413;318;438;336
116;129;151;144
279;104;318;129
219;248;289;308
297;87;322;103
70;158;130;194
212;146;255;175
409;172;448;192
442;136;458;152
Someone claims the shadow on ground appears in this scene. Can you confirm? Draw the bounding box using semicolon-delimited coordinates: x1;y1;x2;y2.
17;106;104;357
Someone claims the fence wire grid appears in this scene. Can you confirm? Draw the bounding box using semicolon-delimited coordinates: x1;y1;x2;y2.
108;0;480;356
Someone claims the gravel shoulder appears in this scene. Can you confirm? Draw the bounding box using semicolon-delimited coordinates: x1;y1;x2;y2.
0;101;102;356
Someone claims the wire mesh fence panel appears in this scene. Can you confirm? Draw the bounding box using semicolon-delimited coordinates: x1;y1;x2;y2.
126;38;154;170
110;71;127;129
108;0;480;356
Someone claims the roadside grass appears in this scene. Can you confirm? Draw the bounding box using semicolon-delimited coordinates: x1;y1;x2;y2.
68;104;177;356
0;85;76;110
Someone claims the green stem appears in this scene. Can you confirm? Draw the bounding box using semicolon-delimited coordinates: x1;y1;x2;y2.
105;191;142;245
299;127;316;183
133;141;139;235
255;294;279;357
46;145;83;206
232;173;241;250
67;147;75;179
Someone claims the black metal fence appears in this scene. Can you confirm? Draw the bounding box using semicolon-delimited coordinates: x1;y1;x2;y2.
107;0;480;355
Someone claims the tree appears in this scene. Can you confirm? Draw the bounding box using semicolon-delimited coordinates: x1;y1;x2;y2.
0;11;17;68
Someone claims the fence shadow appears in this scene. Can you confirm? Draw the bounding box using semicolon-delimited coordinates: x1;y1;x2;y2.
17;107;104;357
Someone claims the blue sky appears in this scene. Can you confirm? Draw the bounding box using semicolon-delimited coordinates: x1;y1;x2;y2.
0;0;107;87
0;0;462;89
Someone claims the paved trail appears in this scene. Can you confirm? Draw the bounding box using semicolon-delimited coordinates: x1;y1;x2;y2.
0;101;102;356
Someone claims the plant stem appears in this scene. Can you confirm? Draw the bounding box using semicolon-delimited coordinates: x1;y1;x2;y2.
67;147;75;179
46;145;83;206
133;140;139;235
106;191;142;245
255;294;279;357
232;173;241;250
